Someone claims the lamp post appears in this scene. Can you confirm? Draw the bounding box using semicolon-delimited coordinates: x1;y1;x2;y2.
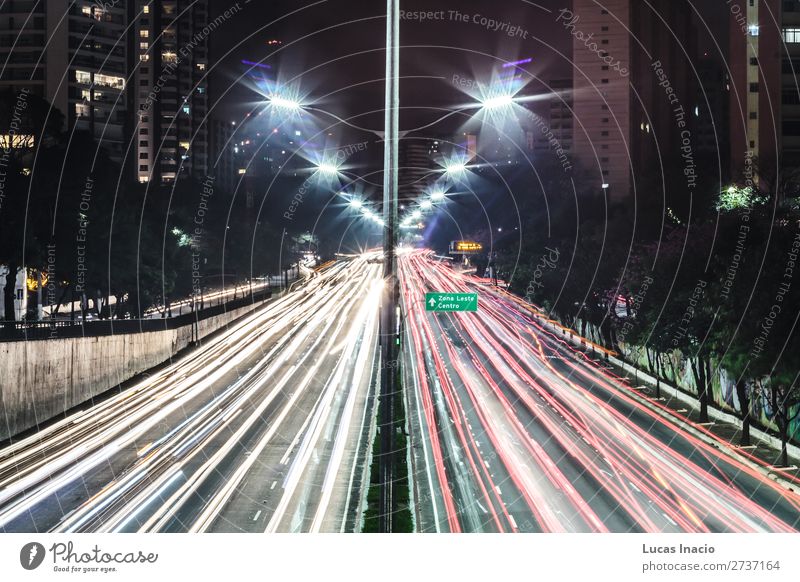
379;0;400;534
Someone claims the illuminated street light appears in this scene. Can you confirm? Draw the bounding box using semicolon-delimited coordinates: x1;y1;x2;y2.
349;199;363;209
420;200;433;210
430;190;446;202
481;94;515;110
317;162;339;175
268;95;302;110
445;162;466;174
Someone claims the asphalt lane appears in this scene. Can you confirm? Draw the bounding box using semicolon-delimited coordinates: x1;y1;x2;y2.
401;250;800;533
0;257;381;533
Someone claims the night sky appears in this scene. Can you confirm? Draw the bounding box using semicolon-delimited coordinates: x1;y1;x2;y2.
209;1;726;121
206;0;729;252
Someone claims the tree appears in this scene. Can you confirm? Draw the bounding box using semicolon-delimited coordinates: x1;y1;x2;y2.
0;91;65;321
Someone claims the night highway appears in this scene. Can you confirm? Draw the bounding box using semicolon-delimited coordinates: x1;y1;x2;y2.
400;251;800;533
0;257;380;533
3;0;800;578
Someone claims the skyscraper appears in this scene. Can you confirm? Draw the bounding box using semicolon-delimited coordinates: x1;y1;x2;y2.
728;0;800;195
399;138;439;203
569;0;696;205
133;0;210;183
532;78;574;162
0;1;130;162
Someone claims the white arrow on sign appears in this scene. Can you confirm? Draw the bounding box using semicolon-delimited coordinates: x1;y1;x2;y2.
428;298;436;307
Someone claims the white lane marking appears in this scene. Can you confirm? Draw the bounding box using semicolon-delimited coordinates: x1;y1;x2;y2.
270;481;277;490
253;510;262;522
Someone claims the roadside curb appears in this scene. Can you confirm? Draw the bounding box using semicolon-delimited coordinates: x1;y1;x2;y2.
495;289;800;494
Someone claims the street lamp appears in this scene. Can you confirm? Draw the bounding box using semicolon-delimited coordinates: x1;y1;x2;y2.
267;95;302;111
257;23;543;533
316;162;339;176
444;162;466;175
378;0;401;535
480;94;515;110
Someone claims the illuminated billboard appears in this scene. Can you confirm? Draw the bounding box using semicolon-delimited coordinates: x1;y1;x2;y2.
449;241;483;255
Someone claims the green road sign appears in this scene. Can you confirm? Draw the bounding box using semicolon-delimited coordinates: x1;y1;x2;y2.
425;292;478;312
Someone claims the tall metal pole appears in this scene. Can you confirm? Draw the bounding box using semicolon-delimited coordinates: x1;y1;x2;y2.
379;0;400;534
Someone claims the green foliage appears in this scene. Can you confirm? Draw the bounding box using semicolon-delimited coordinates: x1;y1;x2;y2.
716;186;767;212
496;169;800;455
1;95;282;321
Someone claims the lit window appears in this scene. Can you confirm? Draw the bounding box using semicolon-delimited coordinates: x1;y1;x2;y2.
140;54;149;62
162;51;178;63
0;134;34;148
140;30;149;38
75;103;90;118
143;5;150;14
783;28;800;43
748;24;759;36
94;73;125;90
197;63;206;71
82;6;92;16
75;70;92;84
140;42;149;50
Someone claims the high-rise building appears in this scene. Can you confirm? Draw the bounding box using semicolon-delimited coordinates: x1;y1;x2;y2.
694;57;730;164
569;0;632;202
532;78;574;160
728;0;800;194
570;0;695;204
209;117;236;194
0;1;130;162
781;1;800;181
399;138;439;202
133;0;210;183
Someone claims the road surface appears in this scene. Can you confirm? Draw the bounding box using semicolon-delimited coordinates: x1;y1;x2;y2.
0;256;380;533
400;250;800;533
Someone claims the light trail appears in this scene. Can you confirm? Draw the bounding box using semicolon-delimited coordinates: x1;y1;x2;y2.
400;250;800;533
0;256;382;533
